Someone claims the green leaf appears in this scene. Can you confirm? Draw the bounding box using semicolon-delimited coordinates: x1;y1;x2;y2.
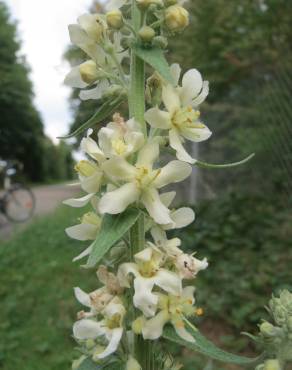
59;96;124;139
195;153;255;169
163;326;261;365
86;208;141;268
132;44;173;84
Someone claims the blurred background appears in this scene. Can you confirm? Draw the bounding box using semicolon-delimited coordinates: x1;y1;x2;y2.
0;0;291;369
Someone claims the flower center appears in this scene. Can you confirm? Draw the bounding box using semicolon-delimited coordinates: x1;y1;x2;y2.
106;313;122;329
135;166;161;189
74;160;98;177
111;138;127;155
172;106;202;129
81;212;101;226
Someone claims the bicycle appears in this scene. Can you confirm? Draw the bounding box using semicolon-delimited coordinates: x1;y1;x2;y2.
0;160;35;223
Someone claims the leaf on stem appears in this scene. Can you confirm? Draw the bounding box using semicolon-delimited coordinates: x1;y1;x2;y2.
195;153;255;169
58;95;124;139
163;325;262;365
132;44;174;84
86;208;141;268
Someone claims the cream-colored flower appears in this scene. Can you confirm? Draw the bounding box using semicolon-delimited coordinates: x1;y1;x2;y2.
73;297;125;359
65;211;101;241
141;287;196;342
118;246;182;317
74;159;103;194
98;114;144;158
145;65;211;163
99;140;192;224
105;0;129;11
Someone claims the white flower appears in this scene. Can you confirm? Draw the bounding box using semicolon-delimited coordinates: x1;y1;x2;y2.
151;227;208;279
140;287;196;342
117;246;182;317
159;191;195;230
98;114;144;158
99;140;192;224
65;212;101;241
145;65;211;163
74;159;103;194
73;297;125;359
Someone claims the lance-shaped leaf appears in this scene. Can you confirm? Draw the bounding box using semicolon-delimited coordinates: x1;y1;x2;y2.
59;95;124;139
86;208;141;268
163;326;262;366
195;153;255;169
132;44;174;84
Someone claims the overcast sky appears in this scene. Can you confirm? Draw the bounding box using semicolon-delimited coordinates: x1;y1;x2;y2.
6;0;103;142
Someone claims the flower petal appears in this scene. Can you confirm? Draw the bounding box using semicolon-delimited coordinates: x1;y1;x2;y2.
170;63;182;86
144;107;172;129
142;310;169;340
64;66;87;88
74;287;91;307
117;263;140;288
168;207;195;229
133;277;158;317
181;69;203;106
154;160;192;188
97;327;123;359
80;81;109;101
80;136;105;162
159;191;176;207
180;124;212;143
155;269;182;296
102;157;136;181
105;0;127;11
80;171;103;194
172;322;195;343
73;244;93;262
192;81;209;106
162;84;181;115
99;182;139;214
136;141;159;168
73;319;104;340
169;129;196;164
63;193;94;208
65;223;98;241
68;24;98;60
141;188;173;225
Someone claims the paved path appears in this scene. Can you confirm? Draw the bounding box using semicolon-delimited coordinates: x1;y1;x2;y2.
0;183;79;240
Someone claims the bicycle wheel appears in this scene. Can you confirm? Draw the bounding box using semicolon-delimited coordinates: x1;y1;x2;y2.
4;184;35;222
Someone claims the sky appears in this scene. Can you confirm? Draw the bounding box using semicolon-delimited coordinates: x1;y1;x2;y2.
6;0;104;143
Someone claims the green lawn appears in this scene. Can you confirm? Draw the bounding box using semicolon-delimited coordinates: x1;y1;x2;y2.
0;205;97;370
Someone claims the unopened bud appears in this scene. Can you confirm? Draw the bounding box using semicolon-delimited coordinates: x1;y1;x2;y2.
136;0;162;10
153;36;168;49
164;0;178;5
165;5;189;33
106;10;124;29
132;316;146;334
126;356;142;370
79;60;99;84
138;26;156;43
260;322;277;338
263;359;281;370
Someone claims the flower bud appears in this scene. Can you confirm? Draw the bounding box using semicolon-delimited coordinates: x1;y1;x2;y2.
260;322;277;338
126;356;142;370
106;10;124;29
136;0;162;10
165;5;189;33
138;26;156;43
153;36;168;49
132;316;146;334
79;61;99;84
263;359;281;370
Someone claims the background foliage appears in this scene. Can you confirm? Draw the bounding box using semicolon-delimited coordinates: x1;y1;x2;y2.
0;1;74;183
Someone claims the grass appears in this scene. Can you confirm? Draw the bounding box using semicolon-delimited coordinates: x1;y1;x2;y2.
0;205;96;370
